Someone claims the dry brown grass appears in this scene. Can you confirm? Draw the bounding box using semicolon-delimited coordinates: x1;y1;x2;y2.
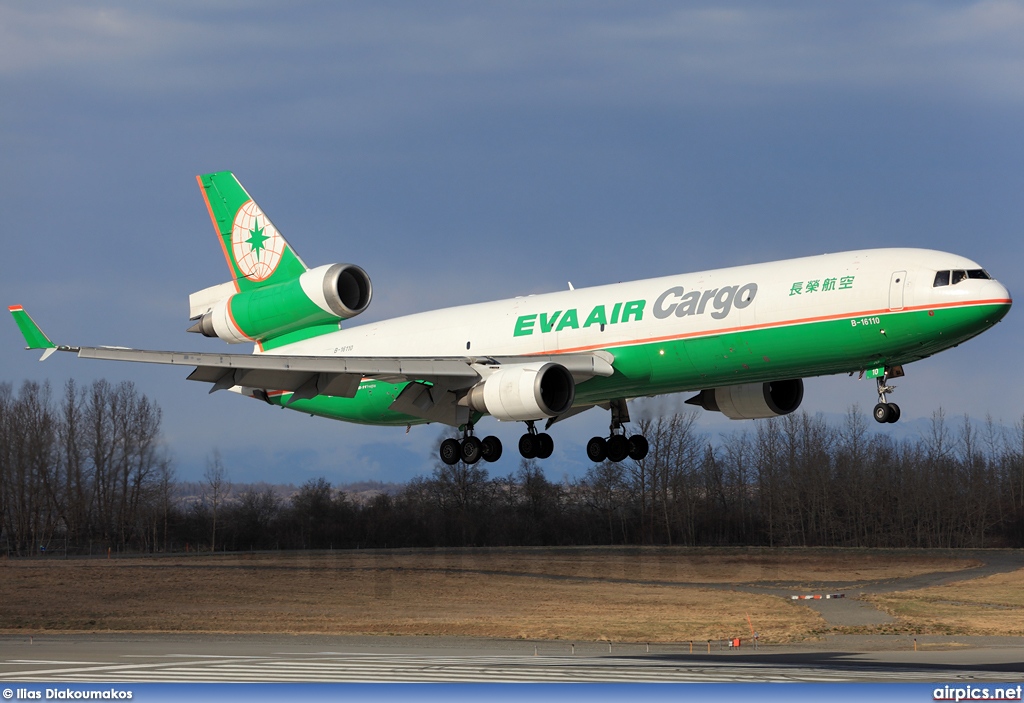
361;547;974;584
0;548;979;643
866;567;1024;636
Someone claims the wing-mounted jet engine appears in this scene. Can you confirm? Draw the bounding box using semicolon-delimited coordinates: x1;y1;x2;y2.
685;379;804;419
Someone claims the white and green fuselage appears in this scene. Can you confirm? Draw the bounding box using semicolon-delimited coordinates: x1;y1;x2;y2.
266;248;1010;426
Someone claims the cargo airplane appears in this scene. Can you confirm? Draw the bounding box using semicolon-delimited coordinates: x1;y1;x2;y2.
10;172;1013;465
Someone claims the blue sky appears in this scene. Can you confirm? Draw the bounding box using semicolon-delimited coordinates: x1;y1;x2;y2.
2;2;1022;484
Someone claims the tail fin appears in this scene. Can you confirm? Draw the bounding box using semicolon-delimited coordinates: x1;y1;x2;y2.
196;172;307;292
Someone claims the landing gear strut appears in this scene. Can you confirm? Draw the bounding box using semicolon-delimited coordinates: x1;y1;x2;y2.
439;422;503;465
586;399;649;463
872;367;902;424
518;420;554;460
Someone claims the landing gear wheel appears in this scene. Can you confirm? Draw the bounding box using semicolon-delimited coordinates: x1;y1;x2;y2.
440;438;461;465
518;433;538;459
628;435;649;461
872;371;903;424
873;403;892;424
886;403;901;423
481;435;503;462
461;436;482;464
586;436;607;462
535;433;554;459
606;434;630;463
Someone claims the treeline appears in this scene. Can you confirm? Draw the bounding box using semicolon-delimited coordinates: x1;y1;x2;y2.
0;380;172;556
4;379;1024;554
598;410;1024;549
277;410;1024;550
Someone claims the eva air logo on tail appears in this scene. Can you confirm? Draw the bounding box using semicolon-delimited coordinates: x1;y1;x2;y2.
231;200;285;281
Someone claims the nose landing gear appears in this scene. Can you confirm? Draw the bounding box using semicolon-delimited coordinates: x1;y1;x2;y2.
871;366;903;424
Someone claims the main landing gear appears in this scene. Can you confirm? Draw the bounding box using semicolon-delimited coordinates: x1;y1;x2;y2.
438;399;652;465
586;399;649;463
518;420;554;460
872;366;903;424
439;422;503;466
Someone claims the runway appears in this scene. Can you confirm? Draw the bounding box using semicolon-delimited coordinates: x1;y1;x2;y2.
1;635;1023;683
3;551;1023;683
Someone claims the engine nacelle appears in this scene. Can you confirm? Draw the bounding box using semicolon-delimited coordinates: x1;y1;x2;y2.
685;379;803;420
191;263;372;344
466;362;575;422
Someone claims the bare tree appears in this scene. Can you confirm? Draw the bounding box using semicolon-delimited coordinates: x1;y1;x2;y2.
580;460;628;543
204;450;230;552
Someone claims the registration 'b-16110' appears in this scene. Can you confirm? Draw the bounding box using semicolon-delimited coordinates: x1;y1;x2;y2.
9;172;1013;466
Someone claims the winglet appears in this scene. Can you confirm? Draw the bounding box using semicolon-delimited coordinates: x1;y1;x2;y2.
8;306;59;360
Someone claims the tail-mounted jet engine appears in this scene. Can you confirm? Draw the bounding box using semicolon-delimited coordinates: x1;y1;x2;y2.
189;263;372;345
685;379;803;420
465;362;575;421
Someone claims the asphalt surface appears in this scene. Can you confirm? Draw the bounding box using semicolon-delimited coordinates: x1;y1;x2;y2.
1;633;1023;683
737;549;1024;627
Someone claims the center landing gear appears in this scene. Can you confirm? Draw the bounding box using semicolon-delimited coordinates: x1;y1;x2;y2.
439;423;503;466
586;399;649;463
872;367;902;424
518;420;554;460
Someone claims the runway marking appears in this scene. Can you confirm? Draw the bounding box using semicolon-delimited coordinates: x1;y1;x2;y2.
8;660;107;665
0;652;998;683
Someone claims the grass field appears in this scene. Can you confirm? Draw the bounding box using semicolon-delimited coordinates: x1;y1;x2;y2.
867;567;1024;636
0;547;989;643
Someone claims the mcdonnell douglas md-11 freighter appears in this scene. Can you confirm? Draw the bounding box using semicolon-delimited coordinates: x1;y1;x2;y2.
10;172;1013;465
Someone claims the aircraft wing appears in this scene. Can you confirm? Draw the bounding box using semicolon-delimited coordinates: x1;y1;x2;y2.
77;345;611;391
10;305;614;423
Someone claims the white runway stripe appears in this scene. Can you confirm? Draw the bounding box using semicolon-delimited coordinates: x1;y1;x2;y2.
0;652;991;683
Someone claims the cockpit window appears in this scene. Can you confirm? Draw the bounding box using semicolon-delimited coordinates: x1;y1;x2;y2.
934;268;991;287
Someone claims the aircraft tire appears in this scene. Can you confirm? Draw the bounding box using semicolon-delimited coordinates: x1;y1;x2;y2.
606;434;630;463
628;435;649;461
481;435;503;462
461;436;483;464
440;438;461;465
886;403;901;423
873;403;891;423
518;433;538;459
536;433;554;459
586;436;607;462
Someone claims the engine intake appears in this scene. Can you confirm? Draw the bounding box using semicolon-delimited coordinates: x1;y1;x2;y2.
466;362;575;422
686;379;803;420
314;263;372;319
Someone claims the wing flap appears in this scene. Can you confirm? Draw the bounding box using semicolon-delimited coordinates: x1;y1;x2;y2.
389;381;470;426
78;346;482;381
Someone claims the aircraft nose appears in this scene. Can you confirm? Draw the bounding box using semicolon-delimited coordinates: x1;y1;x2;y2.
988;279;1013;325
996;280;1012;306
